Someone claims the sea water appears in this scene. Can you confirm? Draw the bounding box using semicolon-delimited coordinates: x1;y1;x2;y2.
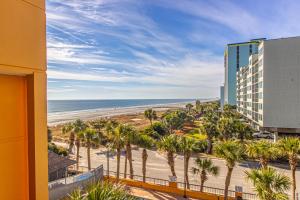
48;99;196;114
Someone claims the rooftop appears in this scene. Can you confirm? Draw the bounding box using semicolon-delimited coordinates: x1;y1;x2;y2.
48;151;76;174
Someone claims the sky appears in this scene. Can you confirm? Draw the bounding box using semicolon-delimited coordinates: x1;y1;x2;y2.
46;0;300;100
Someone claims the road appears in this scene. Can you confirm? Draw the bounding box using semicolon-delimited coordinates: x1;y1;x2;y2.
55;142;300;195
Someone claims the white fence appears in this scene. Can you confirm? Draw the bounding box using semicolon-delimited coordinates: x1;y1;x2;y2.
49;165;103;200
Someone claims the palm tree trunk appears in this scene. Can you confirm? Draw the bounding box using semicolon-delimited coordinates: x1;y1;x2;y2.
68;132;75;155
291;164;296;200
224;167;233;200
200;171;206;192
142;148;148;183
185;154;190;189
116;148;121;181
206;137;213;154
87;140;91;171
124;150;127;178
260;158;268;169
75;138;80;171
167;151;176;177
224;132;229;141
200;179;205;192
240;132;244;142
126;143;134;179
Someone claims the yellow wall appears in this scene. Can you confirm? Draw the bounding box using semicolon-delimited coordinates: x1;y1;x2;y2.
104;176;235;200
0;0;47;199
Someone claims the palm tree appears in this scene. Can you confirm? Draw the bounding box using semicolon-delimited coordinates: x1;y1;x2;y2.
214;140;244;200
179;136;198;189
200;117;218;154
217;117;235;140
245;167;291;200
73;119;87;170
192;158;219;192
106;123;125;181
157;134;179;177
82;128;97;171
185;103;194;114
234;121;253;142
138;134;155;182
105;120;119;177
122;125;138;179
277;137;300;200
90;119;107;143
74;132;84;171
162;111;186;134
222;104;236;118
144;108;157;126
195;100;202;113
246;140;278;168
62;122;75;154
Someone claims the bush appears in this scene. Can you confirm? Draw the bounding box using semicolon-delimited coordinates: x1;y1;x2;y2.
152;122;168;135
48;127;53;142
143;122;167;139
193;139;207;153
68;181;138;200
48;143;68;156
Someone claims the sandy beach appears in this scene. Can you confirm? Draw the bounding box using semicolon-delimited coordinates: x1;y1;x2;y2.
48;101;195;126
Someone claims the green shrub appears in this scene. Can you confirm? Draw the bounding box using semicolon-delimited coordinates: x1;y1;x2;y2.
68;181;138;200
143;122;167;139
48;143;68;156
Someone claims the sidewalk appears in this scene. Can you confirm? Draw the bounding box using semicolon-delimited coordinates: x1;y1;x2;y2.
128;186;197;200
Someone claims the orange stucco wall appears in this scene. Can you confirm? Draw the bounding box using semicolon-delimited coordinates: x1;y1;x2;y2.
0;75;29;199
0;0;47;199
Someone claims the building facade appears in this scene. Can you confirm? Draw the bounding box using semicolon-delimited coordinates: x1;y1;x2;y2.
236;37;300;133
236;54;262;130
0;0;48;199
224;39;263;105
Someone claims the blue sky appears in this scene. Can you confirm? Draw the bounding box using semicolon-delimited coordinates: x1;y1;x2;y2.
46;0;300;100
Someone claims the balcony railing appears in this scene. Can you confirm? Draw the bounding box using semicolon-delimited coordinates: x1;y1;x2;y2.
104;170;258;200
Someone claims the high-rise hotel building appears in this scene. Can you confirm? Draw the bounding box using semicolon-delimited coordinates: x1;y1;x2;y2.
236;37;300;133
223;39;263;105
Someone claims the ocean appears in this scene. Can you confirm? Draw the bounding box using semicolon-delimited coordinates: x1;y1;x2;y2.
48;99;196;114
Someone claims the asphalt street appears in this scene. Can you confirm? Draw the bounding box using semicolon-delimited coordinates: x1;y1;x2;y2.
55;142;300;195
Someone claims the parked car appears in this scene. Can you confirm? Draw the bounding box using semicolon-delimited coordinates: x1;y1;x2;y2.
252;132;274;139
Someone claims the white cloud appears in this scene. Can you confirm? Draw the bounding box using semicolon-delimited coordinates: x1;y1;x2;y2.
47;70;131;82
47;39;120;65
46;0;227;99
48;88;77;93
47;52;223;88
